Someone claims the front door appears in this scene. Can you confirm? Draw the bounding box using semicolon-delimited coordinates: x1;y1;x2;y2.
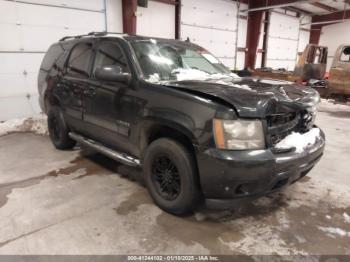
83;40;134;153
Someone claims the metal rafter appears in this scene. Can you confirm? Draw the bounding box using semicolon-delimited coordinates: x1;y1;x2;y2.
241;0;320;12
310;2;339;13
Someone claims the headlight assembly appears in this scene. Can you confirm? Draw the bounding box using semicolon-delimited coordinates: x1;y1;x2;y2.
213;119;265;150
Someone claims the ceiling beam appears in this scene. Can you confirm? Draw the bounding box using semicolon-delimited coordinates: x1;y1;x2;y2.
151;0;178;5
285;6;313;15
312;9;350;23
241;0;319;12
310;2;339;13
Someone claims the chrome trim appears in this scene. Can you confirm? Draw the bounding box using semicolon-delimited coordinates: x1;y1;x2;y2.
69;132;141;167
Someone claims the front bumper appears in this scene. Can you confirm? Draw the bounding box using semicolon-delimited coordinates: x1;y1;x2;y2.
196;129;325;209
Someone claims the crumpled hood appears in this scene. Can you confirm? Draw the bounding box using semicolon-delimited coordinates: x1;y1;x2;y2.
163;77;320;118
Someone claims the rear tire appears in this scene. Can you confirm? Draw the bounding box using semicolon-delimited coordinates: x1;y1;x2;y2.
47;106;76;150
143;138;202;215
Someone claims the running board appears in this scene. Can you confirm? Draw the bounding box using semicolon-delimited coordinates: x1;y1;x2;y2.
69;132;141;167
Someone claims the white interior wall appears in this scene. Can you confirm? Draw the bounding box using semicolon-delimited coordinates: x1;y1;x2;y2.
266;11;300;70
254;11;311;70
237;15;248;70
106;0;123;32
136;1;175;38
0;0;122;121
298;15;311;53
180;0;248;70
319;20;350;72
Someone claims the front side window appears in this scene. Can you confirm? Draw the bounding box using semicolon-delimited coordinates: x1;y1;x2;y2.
93;42;129;74
131;39;232;82
67;42;93;77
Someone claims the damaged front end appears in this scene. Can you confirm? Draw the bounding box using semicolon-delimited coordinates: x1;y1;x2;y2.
165;77;321;152
162;76;325;208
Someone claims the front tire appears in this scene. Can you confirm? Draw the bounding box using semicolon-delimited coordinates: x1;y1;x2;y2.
143;138;202;215
47;106;76;150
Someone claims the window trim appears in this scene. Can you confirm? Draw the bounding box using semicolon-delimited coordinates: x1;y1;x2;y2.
91;39;131;80
65;40;95;78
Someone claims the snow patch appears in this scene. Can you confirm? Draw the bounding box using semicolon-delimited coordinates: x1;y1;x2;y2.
318;226;350;237
274;128;321;153
194;212;206;222
0;114;48;137
171;68;210;81
214;80;252;91
343;212;350;223
171;68;240;82
147;73;161;83
317;99;350;113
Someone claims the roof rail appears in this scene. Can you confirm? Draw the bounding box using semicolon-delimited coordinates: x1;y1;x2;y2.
59;31;126;42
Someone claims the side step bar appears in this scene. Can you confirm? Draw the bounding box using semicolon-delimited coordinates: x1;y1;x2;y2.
69;132;141;167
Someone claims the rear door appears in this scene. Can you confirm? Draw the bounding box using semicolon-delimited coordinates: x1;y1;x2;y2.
60;40;94;129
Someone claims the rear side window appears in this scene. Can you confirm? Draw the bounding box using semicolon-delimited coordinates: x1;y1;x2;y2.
67;42;93;77
93;42;129;74
41;44;64;71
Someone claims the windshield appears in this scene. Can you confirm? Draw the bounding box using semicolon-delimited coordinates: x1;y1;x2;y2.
131;39;235;82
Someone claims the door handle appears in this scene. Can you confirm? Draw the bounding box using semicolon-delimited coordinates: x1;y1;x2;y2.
83;87;96;97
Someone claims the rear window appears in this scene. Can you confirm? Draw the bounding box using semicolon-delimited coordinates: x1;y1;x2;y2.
41;44;64;71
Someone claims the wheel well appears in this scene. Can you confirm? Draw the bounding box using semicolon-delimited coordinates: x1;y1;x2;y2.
141;124;196;159
141;124;201;190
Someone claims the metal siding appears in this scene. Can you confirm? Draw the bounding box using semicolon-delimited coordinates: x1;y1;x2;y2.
105;0;123;32
181;0;247;69
266;11;300;71
0;0;108;121
136;1;175;39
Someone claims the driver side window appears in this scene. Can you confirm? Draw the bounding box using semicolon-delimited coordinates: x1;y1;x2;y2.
93;42;129;75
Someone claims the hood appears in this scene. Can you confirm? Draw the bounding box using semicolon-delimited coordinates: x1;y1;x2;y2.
163;77;320;118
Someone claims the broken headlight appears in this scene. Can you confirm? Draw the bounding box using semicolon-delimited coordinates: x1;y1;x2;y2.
213;119;265;150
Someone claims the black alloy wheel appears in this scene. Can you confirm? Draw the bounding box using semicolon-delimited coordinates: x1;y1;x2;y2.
151;154;181;201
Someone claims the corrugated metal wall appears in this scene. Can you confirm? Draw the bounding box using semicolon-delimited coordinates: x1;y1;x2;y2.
136;1;176;39
180;0;248;70
0;0;123;121
264;10;310;71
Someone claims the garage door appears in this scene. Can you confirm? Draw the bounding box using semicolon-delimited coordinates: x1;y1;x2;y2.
136;1;175;39
266;11;300;71
180;0;247;69
0;0;107;121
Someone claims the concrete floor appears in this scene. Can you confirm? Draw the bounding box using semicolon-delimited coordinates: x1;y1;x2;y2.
0;105;350;255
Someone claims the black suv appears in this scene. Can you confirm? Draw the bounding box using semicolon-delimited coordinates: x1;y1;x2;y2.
38;32;325;215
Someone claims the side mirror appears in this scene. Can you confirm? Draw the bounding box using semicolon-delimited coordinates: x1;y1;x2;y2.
95;65;131;83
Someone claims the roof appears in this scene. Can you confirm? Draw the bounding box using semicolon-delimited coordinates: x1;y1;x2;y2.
59;32;128;42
